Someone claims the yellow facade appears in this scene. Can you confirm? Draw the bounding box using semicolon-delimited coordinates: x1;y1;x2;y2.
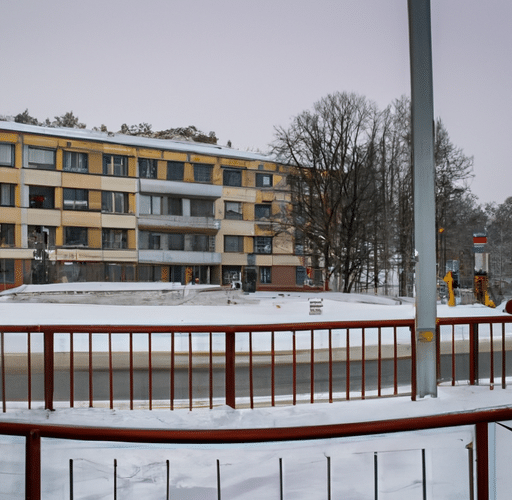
0;122;300;290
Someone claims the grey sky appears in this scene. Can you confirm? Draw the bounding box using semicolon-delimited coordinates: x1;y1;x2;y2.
1;0;510;205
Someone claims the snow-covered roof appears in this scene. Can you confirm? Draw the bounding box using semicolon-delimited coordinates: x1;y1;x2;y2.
0;120;276;163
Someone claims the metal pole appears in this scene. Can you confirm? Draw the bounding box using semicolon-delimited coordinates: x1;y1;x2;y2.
408;0;438;398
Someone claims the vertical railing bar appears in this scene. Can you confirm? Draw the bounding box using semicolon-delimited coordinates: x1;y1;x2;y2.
292;331;297;406
310;329;315;404
436;322;441;382
188;332;193;411
27;332;32;410
271;330;275;407
70;333;74;408
489;323;494;389
170;332;175;411
378;327;382;397
209;331;213;410
129;332;134;410
411;325;417;401
451;324;456;386
148;332;153;410
166;459;170;500
469;322;477;385
346;329;350;401
44;330;55;411
393;326;398;395
69;458;74;500
1;331;5;413
502;323;506;389
361;328;366;400
249;331;254;409
108;332;113;410
328;329;333;403
88;332;93;408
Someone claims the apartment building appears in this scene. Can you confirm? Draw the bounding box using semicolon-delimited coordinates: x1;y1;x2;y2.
0;121;304;291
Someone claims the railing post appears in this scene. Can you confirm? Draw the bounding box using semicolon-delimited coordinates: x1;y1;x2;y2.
475;422;489;500
469;323;479;385
225;330;236;409
43;330;54;411
411;325;417;401
25;429;41;500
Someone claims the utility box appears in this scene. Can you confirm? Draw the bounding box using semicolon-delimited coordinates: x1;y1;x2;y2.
309;298;323;315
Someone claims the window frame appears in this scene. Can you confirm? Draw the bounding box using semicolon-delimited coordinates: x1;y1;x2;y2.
193;164;213;183
63;226;88;247
223;169;242;187
0;259;15;283
0;223;15;247
254;203;271;220
103;154;129;177
224;235;244;253
139;194;162;215
0;183;15;207
27;147;56;170
29;185;55;209
256;172;273;188
101;191;129;214
63;188;89;211
63;151;88;173
225;201;243;220
167;161;184;181
254;236;272;254
102;228;128;249
0;143;15;167
259;266;272;284
190;198;214;217
138;158;158;179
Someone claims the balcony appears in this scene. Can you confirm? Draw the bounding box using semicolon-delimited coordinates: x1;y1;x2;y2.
139;249;222;265
138;215;221;231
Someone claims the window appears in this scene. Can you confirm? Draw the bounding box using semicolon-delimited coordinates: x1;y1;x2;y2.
28;147;55;170
64;227;88;247
167;197;182;216
254;236;272;254
63;188;88;211
139;194;162;215
260;266;272;284
28;226;56;249
190;199;213;217
138;158;158;178
296;266;307;285
102;191;129;213
223;169;242;187
256;172;273;187
167;161;184;181
225;201;242;220
29;186;54;209
0;259;14;283
194;164;212;183
102;229;128;249
103;154;128;176
168;233;185;250
139;231;161;250
0;224;15;247
224;235;244;253
0;143;14;167
255;204;271;219
63;151;88;173
190;234;209;252
0;184;15;206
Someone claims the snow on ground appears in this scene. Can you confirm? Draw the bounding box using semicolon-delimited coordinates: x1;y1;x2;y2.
0;284;511;498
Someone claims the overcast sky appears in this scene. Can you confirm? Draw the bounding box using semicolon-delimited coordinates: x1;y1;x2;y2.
1;0;510;205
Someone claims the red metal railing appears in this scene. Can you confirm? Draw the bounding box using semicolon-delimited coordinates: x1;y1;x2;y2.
2;407;510;500
0;316;511;412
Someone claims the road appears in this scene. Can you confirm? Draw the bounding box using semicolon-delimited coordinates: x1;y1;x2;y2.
2;351;509;407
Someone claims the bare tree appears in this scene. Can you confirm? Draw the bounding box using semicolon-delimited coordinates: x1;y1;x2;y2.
273;92;380;292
